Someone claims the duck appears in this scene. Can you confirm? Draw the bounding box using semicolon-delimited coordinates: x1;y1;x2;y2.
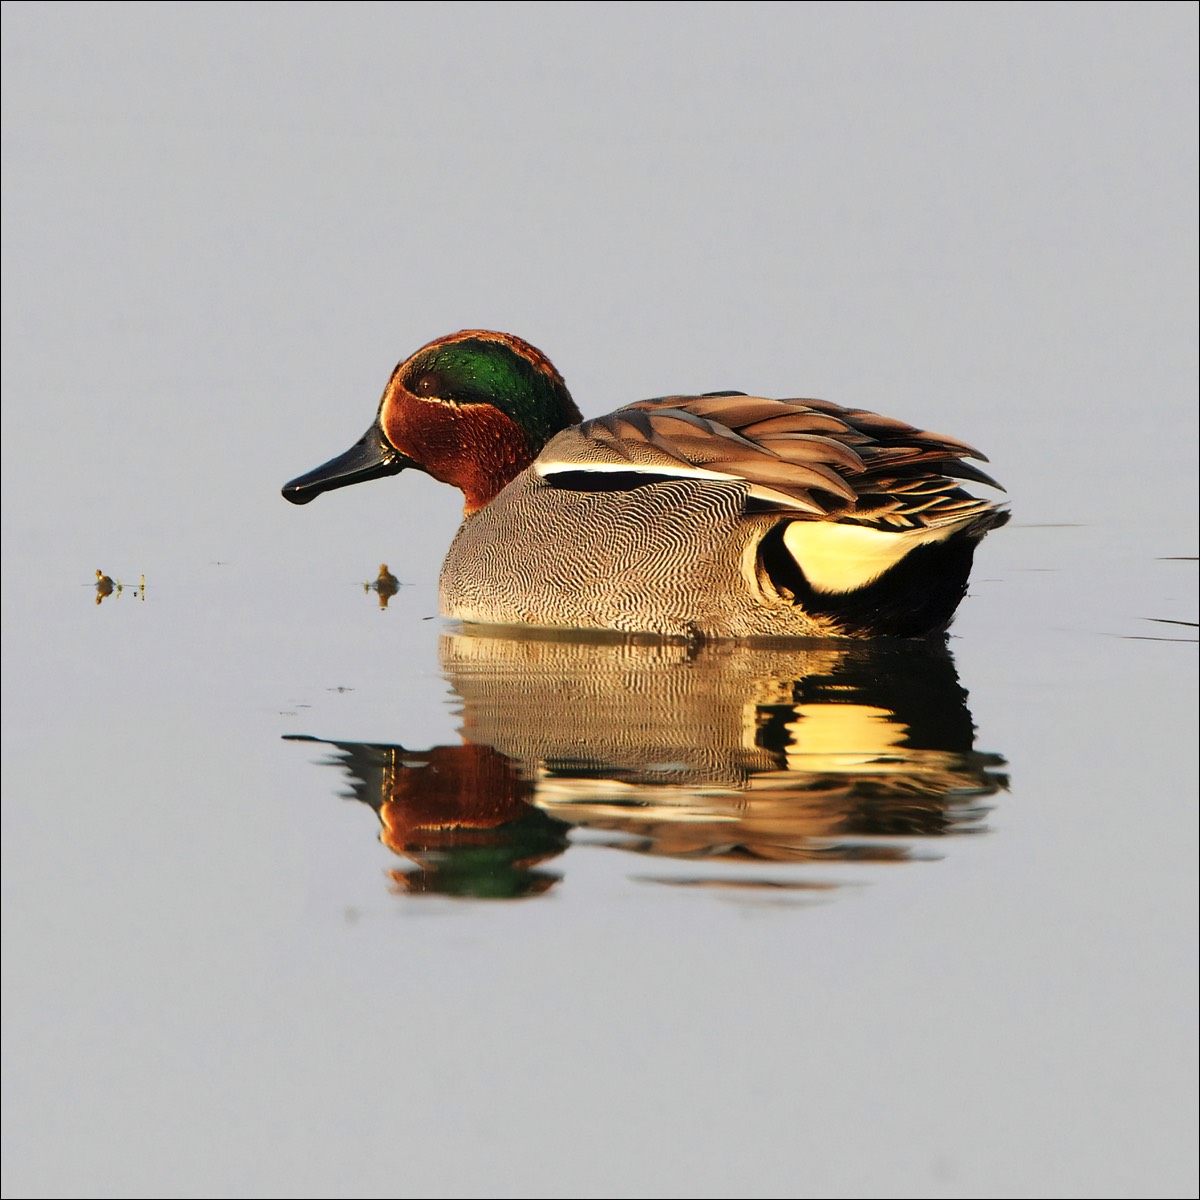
282;330;1007;639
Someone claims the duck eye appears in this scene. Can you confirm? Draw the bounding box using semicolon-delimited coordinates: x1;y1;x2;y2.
413;372;443;397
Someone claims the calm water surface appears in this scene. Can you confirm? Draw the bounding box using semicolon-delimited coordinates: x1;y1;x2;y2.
2;522;1195;1199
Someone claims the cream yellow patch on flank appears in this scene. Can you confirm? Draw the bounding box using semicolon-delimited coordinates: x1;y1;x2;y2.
782;521;959;594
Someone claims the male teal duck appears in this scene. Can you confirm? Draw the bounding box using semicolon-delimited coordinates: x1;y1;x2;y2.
282;330;1007;639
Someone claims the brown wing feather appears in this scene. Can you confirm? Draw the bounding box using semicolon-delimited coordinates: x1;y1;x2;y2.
570;393;1002;529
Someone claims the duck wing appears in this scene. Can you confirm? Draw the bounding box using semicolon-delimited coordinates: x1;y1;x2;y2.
536;393;1003;530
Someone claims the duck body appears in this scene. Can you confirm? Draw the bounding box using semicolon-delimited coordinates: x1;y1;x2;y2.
441;469;793;638
283;331;1006;640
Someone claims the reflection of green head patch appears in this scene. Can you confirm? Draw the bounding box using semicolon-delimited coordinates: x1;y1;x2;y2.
405;339;573;453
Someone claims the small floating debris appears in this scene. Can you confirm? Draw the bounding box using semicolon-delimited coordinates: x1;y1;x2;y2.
364;563;401;610
92;570;146;604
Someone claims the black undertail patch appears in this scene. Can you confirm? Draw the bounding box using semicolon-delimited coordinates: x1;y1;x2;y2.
759;521;987;638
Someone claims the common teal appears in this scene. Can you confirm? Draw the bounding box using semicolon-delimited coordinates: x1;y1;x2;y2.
282;330;1006;638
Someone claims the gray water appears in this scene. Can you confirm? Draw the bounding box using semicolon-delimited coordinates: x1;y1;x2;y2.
2;5;1196;1199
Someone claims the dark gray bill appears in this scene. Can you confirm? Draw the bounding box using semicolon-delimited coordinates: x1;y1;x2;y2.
282;423;410;505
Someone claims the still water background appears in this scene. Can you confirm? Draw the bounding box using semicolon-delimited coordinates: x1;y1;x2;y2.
2;4;1196;1198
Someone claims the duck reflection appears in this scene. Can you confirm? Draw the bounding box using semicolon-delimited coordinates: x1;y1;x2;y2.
288;631;1006;900
286;736;567;899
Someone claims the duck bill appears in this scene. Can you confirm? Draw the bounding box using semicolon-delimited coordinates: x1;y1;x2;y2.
282;422;411;505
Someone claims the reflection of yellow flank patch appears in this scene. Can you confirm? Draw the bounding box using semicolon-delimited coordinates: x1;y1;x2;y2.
783;521;959;594
778;703;975;784
782;700;902;758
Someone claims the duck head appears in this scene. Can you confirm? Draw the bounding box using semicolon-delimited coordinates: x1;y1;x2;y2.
282;330;581;514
